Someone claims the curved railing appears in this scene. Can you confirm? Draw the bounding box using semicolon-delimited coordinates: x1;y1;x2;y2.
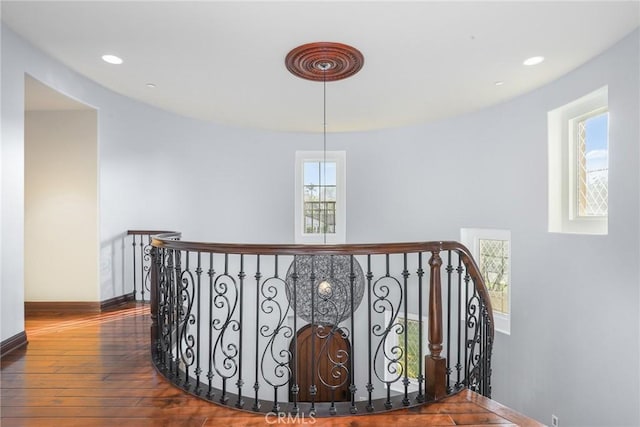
144;231;493;417
127;230;176;302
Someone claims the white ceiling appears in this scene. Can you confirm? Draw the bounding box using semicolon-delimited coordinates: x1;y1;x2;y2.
3;1;639;132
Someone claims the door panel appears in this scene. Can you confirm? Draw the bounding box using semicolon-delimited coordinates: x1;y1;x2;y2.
289;324;351;402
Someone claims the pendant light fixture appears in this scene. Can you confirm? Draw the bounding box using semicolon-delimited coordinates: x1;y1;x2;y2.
285;42;364;243
284;43;365;324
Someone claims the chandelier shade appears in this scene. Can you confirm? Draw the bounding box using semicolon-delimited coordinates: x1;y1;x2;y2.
285;255;365;325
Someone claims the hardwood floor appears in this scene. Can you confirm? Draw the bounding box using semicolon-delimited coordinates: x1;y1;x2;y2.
1;304;544;426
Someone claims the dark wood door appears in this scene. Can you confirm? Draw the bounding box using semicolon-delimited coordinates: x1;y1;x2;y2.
289;324;351;403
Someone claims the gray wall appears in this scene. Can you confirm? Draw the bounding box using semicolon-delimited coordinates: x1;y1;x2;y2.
2;23;638;426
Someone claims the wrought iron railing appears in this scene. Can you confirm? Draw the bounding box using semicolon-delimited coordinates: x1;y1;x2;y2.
127;230;174;302
141;231;493;417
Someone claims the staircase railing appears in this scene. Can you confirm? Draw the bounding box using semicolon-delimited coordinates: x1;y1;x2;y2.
141;231;493;417
126;230;174;302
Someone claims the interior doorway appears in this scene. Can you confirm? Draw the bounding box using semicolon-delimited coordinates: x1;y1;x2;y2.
24;75;99;308
289;324;351;403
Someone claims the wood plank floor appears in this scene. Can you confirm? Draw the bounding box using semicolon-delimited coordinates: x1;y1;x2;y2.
1;304;544;426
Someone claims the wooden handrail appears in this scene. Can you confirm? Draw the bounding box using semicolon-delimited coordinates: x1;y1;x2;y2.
150;231;493;315
127;230;177;236
153;233;468;257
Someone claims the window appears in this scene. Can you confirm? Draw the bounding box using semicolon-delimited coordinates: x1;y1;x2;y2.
461;228;511;335
576;111;608;217
478;239;509;315
303;160;336;234
396;316;422;381
548;86;609;234
295;151;345;244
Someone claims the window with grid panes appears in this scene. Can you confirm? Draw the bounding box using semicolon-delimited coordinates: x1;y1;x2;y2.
294;151;346;244
303;161;337;234
576;111;608;217
548;86;608;234
461;228;511;335
396;316;422;381
478;239;510;315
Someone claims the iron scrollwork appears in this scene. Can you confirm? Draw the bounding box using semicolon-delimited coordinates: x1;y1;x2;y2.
211;265;240;404
465;271;480;387
177;263;197;388
259;275;292;412
142;241;152;300
315;324;351;413
465;274;493;396
371;273;404;409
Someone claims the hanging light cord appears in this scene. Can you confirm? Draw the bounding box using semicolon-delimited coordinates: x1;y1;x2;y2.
322;65;328;245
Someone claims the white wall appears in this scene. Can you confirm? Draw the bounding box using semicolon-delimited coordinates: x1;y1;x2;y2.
25;110;99;301
1;23;638;426
1;25;27;341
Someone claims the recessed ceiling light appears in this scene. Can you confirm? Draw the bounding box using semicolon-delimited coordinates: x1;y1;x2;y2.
494;81;504;86
102;54;123;65
146;83;156;88
523;56;544;66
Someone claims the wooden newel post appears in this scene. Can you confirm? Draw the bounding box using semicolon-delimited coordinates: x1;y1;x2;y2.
149;246;159;360
426;249;446;399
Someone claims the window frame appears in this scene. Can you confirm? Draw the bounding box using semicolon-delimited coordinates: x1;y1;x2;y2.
461;228;511;335
294;151;346;244
548;86;608;235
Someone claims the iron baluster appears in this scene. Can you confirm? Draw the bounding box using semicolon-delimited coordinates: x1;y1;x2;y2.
365;254;374;412
416;252;425;403
402;254;410;406
484;303;493;397
177;251;197;389
149;246;159;361
212;253;240;405
466;272;481;392
143;234;153;302
132;235;137;300
371;253;403;410
195;252;202;394
484;296;488;396
236;254;245;409
140;235;145;301
258;254;292;414
348;255;357;414
455;256;463;389
446;250;453;393
309;256;316;416
155;247;163;365
207;253;215;399
481;300;485;396
159;248;169;370
252;255;261;411
291;256;299;415
173;250;183;382
463;270;470;386
168;249;175;377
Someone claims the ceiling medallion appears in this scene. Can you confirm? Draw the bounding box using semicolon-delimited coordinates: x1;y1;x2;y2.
285;42;364;81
